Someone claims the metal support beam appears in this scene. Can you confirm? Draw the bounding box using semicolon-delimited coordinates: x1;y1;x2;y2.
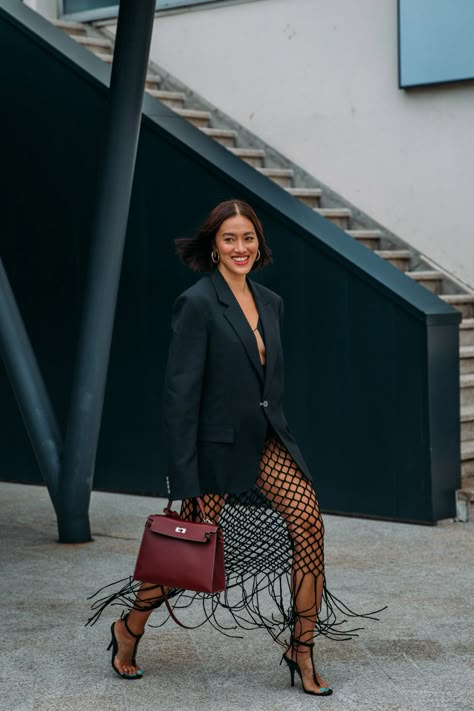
58;0;156;543
0;259;62;513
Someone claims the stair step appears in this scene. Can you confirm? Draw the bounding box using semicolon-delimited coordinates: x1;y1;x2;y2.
461;405;474;441
94;52;113;63
316;208;351;229
461;439;474;478
459;478;474;503
72;35;112;49
200;127;238;147
375;250;411;271
229;147;266;167
441;294;474;319
147;89;186;108
286;188;322;208
460;346;474;376
52;19;86;35
346;229;382;249
460;319;474;347
258;168;294;187
174;108;211;127
406;270;443;294
461;374;474;408
145;74;162;89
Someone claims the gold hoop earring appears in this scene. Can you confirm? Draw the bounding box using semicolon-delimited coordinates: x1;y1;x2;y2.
211;250;220;264
255;248;261;261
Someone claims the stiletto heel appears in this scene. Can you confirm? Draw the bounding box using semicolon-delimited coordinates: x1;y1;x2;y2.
108;613;144;680
281;639;333;696
280;654;296;687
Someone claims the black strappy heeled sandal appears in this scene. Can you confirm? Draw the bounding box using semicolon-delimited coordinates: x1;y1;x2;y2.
107;613;144;680
281;638;333;696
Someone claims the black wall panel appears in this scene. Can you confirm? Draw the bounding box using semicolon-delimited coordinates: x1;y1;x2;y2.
0;1;461;521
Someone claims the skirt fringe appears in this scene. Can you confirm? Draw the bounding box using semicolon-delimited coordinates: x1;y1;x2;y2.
86;487;385;646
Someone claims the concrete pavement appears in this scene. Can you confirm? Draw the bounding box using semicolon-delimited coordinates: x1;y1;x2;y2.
1;481;473;711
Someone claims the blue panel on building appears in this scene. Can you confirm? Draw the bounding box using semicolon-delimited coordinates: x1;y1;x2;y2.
399;0;474;87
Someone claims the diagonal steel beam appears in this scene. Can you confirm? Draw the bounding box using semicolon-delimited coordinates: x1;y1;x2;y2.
0;258;62;513
58;0;156;543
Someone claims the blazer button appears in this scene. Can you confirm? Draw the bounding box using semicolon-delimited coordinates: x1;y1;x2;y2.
261;400;269;408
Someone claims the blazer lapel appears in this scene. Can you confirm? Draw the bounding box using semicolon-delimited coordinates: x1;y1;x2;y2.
248;279;278;392
210;270;264;383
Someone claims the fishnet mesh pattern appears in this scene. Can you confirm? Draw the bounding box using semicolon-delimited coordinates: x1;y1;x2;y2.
180;434;324;582
87;433;384;643
256;434;325;578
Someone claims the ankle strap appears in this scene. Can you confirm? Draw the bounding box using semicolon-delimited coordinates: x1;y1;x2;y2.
292;638;314;649
121;612;143;640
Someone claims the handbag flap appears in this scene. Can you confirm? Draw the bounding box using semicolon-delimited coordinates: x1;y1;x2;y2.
148;514;218;543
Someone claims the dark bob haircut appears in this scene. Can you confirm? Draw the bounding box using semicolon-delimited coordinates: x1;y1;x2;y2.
175;200;272;272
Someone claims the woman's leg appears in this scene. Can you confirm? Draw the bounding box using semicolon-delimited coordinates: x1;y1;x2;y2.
112;583;165;676
112;494;226;676
256;434;329;693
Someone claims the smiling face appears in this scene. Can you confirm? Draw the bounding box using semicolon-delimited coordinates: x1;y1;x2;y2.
214;214;259;281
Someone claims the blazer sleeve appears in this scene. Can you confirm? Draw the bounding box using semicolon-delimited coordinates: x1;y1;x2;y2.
162;293;208;498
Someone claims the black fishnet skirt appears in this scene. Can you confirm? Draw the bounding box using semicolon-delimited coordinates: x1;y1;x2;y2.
87;431;383;644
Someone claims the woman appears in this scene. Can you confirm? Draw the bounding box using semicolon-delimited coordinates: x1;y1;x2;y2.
92;200;377;695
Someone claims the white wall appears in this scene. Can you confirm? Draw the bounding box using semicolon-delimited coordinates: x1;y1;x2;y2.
144;0;474;287
23;0;59;18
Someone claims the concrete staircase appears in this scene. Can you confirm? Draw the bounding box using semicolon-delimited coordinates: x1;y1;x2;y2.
53;18;474;503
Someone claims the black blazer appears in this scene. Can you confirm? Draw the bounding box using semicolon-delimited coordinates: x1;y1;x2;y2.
163;269;310;499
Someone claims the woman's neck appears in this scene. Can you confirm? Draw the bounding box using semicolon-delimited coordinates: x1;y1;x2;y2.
218;267;248;297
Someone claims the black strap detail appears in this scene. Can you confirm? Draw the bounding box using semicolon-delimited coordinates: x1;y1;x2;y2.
121;612;143;640
292;638;314;649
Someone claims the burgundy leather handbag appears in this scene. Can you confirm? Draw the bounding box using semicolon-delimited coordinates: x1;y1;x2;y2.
133;498;226;594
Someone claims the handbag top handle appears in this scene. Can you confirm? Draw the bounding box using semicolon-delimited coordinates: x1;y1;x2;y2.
165;497;212;524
